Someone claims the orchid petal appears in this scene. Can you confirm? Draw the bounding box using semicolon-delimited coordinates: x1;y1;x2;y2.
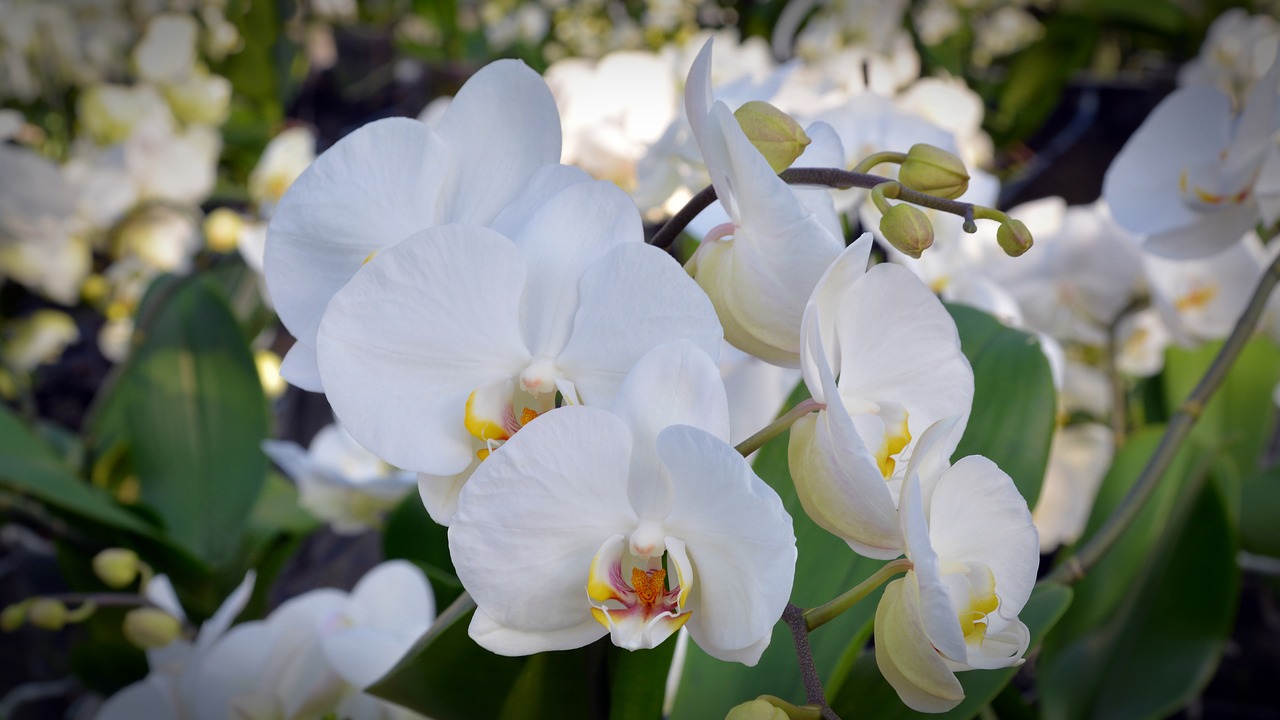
611;341;729;520
97;676;178;720
557;243;722;407
834;263;973;447
874;577;965;713
449;406;637;643
417;462;478;526
657;424;795;664
435;59;564;225
513;180;642;357
468;607;606;656
193;571;256;655
265;118;447;350
927;456;1039;628
898;470;967;662
488;163;592;238
317;226;532;476
279;341;324;392
800;234;873;392
1103;86;1233;237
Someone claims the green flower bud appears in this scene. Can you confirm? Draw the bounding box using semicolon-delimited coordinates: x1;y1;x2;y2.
2;601;29;631
879;204;935;259
122;608;183;649
92;548;140;589
725;699;790;720
997;219;1034;257
897;144;970;200
733;101;811;174
27;599;67;631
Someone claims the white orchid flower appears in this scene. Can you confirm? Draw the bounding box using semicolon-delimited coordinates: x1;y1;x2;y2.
263;423;415;535
449;341;796;665
193;561;433;720
1143;231;1268;345
1104;59;1278;258
789;235;974;559
875;421;1039;713
265;58;585;392
1033;422;1114;553
683;37;845;367
96;572;256;720
249;126;316;214
315;175;720;524
1115;307;1174;378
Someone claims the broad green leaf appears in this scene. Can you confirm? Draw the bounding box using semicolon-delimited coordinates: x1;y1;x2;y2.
370;595;673;720
1039;430;1239;720
947;304;1057;508
1241;467;1280;557
0;402;156;536
1163;338;1280;481
670;383;886;718
829;584;1073;720
383;492;465;611
125;277;269;567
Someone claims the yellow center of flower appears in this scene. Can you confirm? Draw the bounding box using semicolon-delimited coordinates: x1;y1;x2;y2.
876;414;912;478
1175;285;1218;312
632;568;667;606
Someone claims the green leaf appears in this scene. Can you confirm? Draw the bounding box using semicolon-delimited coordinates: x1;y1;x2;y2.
1163;338;1280;480
1038;429;1239;720
383;492;465;611
1240;467;1280;557
0;402;156;536
370;593;673;720
947;304;1057;508
829;584;1073;720
124;277;269;567
670;383;887;718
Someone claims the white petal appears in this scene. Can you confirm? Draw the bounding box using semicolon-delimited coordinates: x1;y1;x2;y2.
834;263;973;449
144;575;186;622
874;577;964;713
788;407;902;559
556;243;722;407
194;571;256;655
898;470;967;662
265;118;448;349
1033;423;1114;552
800;234;873;393
346;560;435;634
1103;85;1232;237
611;341;730;519
417;461;477;526
468;606;606;656
317;226;532;476
657;425;796;664
488;163;593;238
279;341;324;392
449;406;638;639
322;627;415;690
512;180;642;357
1142;203;1259;259
902;416;966;519
435;59;564;225
927;456;1039;623
97;676;179;720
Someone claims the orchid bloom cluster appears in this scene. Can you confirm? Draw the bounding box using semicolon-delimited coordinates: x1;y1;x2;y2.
257;31;1045;713
0;4;238;373
96;561;434;720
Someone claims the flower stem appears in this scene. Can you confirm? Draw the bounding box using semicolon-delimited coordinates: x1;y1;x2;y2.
782;603;842;720
735;398;824;458
804;558;913;631
851;151;907;175
647;167;979;249
1043;250;1280;585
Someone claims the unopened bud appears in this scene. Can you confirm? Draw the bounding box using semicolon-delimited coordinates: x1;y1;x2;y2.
997;219;1034;257
734;101;811;174
897;144;969;200
122;608;183;649
2;601;29;631
93;548;140;589
726;699;789;720
879;204;935;259
27;599;67;630
204;207;244;254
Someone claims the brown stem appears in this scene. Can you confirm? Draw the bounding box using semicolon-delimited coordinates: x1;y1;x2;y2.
783;603;841;720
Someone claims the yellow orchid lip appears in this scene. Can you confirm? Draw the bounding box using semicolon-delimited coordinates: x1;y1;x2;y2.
586;534;692;651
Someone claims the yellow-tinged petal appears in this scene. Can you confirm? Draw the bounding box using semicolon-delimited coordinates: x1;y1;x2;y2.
875;576;965;713
464;377;517;442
